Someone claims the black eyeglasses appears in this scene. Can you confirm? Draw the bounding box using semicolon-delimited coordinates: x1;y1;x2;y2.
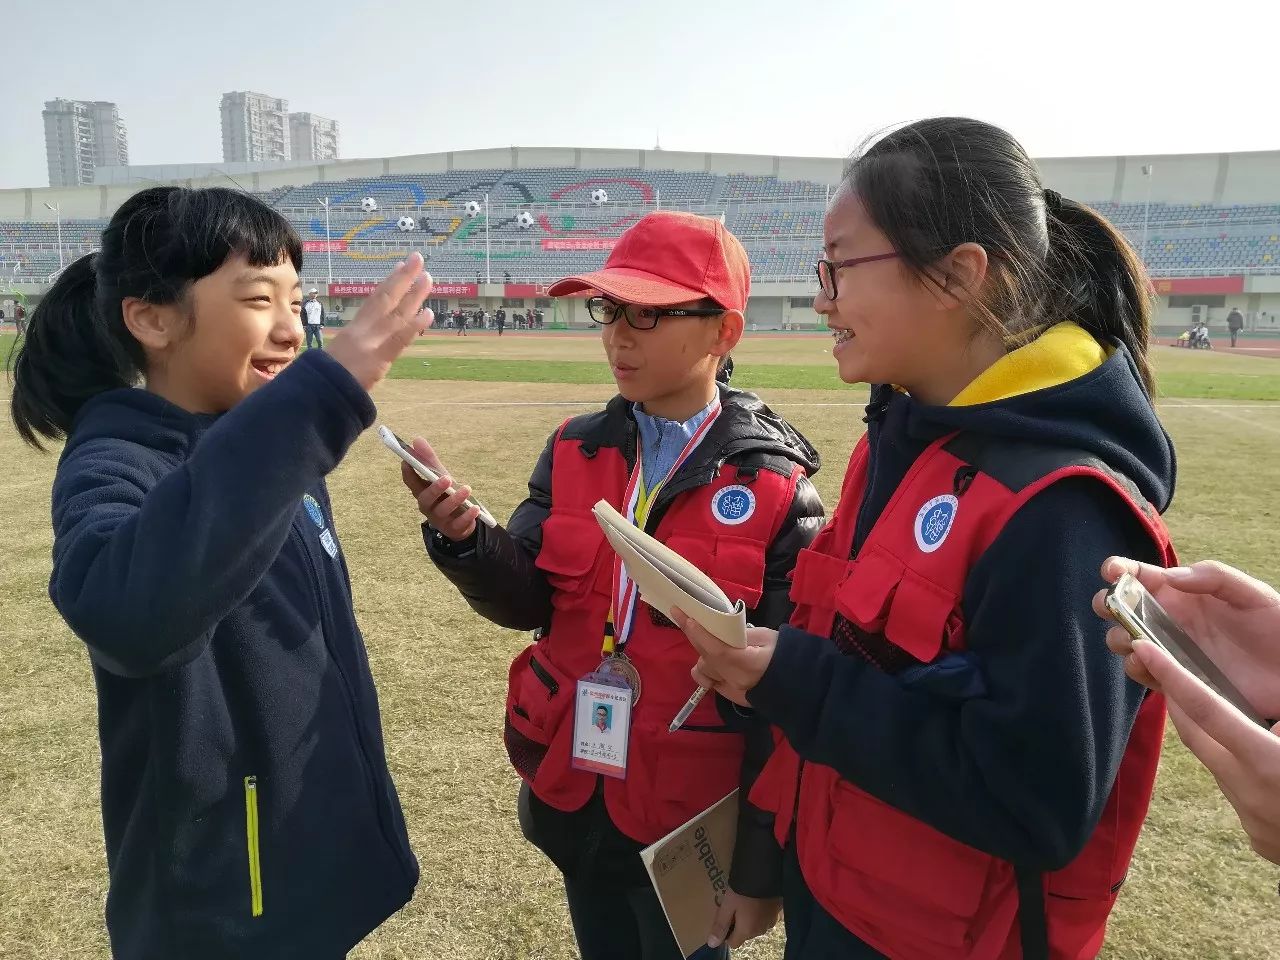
815;253;899;300
586;296;723;330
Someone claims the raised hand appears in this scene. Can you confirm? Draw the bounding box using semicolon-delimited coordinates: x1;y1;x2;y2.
327;253;434;392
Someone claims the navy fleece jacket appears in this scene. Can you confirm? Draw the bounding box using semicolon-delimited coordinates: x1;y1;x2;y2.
750;344;1176;871
49;350;417;960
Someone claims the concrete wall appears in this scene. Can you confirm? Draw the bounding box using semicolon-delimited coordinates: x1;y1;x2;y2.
515;146;578;169
0;191;29;219
449;148;517;171
323;157;388;181
704;152;775;176
7;144;1280;225
778;156;844;184
93;159;318;185
1246;276;1280;293
253;165;325;190
1039;150;1280;205
387;153;449;175
1223;152;1280;202
1038;156;1121;204
1123;153;1223;203
641;150;707;173
579;148;645;169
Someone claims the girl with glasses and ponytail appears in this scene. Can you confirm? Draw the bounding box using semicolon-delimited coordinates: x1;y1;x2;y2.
674;118;1179;959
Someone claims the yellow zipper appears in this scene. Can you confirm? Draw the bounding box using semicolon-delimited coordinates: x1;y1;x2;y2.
243;776;263;918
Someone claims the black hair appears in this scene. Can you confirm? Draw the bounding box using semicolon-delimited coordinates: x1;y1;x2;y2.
844;117;1155;395
691;297;735;385
715;354;734;385
9;186;303;448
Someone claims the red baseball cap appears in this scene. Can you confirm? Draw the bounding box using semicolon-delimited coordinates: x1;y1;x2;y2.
547;211;750;311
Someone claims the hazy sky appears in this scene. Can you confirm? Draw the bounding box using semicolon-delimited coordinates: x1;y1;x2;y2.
4;0;1277;190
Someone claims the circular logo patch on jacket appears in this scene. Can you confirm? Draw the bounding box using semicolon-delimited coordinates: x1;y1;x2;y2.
711;485;756;526
914;495;958;553
302;494;325;529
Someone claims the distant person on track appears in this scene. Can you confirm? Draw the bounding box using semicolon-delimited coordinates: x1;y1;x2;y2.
1227;306;1245;347
496;308;506;337
14;302;26;336
303;288;324;350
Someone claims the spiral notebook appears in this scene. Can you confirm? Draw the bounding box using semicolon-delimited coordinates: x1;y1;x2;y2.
591;500;748;648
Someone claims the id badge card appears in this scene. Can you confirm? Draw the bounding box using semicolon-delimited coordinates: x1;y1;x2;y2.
571;674;633;780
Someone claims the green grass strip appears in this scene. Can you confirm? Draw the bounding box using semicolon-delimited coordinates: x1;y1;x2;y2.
389;357;1280;400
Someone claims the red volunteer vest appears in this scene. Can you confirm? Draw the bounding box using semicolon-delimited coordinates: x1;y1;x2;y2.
750;432;1175;960
503;421;804;844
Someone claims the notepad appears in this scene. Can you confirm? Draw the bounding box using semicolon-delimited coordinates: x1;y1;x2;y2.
592;500;747;648
640;790;740;959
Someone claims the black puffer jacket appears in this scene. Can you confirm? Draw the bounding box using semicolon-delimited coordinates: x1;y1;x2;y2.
424;384;825;895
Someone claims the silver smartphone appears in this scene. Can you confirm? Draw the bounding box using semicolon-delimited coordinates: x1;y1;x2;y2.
1106;572;1268;728
378;425;498;529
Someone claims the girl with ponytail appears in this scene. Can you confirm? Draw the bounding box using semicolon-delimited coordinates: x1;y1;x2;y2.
674;118;1179;959
11;186;433;959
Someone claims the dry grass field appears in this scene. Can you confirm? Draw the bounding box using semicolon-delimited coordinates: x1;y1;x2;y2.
2;334;1278;959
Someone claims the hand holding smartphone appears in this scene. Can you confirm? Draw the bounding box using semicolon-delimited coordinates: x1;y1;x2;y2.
379;425;498;529
1105;572;1269;728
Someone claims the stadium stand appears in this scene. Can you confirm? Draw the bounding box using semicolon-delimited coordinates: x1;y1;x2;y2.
5;168;1280;284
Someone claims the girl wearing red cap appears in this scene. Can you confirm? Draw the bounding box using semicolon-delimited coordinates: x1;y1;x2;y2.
403;211;825;959
674;118;1178;959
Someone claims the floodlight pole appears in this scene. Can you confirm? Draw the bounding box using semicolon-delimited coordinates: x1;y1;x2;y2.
1141;164;1154;269
320;197;333;287
43;202;63;270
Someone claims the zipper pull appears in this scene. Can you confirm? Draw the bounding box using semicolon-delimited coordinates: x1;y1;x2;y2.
624;419;638;471
862;402;890;424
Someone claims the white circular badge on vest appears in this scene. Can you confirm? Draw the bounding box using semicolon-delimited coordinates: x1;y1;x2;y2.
711;485;756;526
914;494;959;553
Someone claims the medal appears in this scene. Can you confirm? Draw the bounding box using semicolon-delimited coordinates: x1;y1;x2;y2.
596;397;721;712
597;654;642;704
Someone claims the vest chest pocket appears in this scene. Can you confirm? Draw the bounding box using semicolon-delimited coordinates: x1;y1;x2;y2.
535;510;614;608
833;544;966;663
663;532;768;613
788;547;852;635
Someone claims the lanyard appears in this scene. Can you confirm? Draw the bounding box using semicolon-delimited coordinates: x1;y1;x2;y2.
603;398;722;657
